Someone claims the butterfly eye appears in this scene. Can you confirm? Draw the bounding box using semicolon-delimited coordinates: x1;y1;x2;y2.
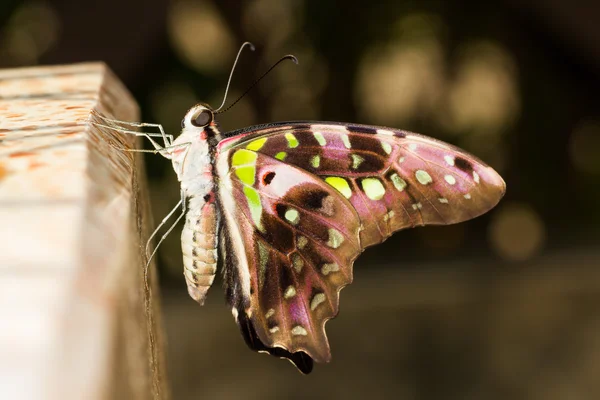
191;109;213;127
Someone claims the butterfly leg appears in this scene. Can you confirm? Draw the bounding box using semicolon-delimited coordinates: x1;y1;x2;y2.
90;124;191;159
88;111;175;157
143;196;187;297
114;120;173;148
90;110;173;143
145;195;185;263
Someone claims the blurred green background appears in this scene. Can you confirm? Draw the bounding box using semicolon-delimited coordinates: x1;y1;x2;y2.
1;0;599;398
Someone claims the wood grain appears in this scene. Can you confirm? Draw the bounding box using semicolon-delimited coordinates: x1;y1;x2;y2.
0;62;169;400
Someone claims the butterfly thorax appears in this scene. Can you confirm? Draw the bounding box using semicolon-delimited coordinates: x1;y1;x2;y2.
170;128;218;196
173;108;223;305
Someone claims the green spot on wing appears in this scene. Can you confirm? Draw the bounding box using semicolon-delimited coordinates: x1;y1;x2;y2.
246;138;267;151
326;228;345;249
285;132;299;148
341;134;351;149
243;186;264;232
284;208;299;224
381;141;392;154
232;149;257;166
310;293;326;310
351;154;364;169
313;132;326;146
310;155;320;168
361;178;386;200
415;170;433;185
325;176;352;198
390;173;407;192
235;166;255;185
275;151;287;160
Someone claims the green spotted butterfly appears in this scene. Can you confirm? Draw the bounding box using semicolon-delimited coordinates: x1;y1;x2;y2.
93;43;505;374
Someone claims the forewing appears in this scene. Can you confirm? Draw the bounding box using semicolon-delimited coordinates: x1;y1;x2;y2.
219;122;505;247
216;121;505;371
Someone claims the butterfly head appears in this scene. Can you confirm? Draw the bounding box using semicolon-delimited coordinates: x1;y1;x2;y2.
181;104;220;142
169;104;222;185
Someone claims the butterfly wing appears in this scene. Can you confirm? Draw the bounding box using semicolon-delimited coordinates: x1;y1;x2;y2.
215;122;505;372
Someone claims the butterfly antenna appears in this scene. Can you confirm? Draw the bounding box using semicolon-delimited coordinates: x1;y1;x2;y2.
214;54;299;115
214;41;256;113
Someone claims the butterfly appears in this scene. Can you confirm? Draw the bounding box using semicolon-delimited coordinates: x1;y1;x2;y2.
92;43;506;374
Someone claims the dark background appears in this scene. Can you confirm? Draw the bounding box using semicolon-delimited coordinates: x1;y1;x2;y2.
2;0;599;398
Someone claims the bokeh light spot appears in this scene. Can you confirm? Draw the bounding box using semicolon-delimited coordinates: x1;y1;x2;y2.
242;0;297;47
355;13;445;126
1;0;60;66
442;41;519;136
489;203;545;262
168;0;235;74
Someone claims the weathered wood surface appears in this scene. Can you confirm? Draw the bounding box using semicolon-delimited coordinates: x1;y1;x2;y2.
0;63;169;400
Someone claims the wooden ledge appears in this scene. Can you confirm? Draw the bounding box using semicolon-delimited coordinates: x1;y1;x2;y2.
0;63;169;400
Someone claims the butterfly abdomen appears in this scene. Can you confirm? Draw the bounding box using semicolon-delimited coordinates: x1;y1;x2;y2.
181;193;221;305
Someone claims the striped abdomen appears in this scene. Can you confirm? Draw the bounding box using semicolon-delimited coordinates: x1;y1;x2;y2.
181;195;220;305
